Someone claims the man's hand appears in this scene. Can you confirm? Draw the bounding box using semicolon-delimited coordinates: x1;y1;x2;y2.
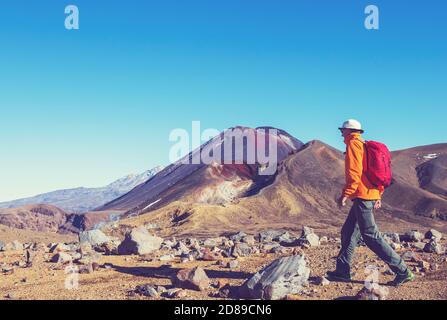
374;199;382;210
337;195;348;208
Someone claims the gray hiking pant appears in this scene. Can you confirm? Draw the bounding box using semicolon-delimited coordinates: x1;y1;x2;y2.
336;198;408;276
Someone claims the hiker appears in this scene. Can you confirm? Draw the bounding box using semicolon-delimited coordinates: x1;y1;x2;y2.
326;119;414;286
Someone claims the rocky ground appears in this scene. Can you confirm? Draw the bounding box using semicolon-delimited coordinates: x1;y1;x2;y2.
1;227;446;300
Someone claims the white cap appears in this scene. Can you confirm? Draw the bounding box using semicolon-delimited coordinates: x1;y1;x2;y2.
338;119;364;133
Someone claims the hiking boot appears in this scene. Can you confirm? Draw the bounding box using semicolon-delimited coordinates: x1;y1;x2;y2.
389;269;415;287
326;270;352;282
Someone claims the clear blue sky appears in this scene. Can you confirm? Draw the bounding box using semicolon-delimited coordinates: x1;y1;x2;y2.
0;0;446;201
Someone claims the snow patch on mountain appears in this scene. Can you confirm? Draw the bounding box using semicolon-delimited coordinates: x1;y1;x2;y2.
0;166;163;213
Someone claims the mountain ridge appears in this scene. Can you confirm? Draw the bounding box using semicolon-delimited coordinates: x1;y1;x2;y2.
0;166;163;213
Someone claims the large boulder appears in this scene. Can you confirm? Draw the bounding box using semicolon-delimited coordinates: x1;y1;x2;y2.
172;267;210;291
79;230;111;246
239;255;310;300
117;227;163;255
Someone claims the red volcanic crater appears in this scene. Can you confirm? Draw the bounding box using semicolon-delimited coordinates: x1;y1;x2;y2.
98;126;304;217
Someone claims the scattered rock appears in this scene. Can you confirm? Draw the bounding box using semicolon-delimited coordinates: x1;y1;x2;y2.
356;286;388;300
79;230;111;247
172;267;210;291
1;240;24;252
273;232;291;243
262;242;280;252
181;253;195;263
424;239;445;255
164;288;183;298
221;238;234;249
400;231;424;242
231;242;253;257
227;259;239;269
298;227;320;247
202;248;220;261
425;229;443;241
1;266;14;275
174;241;190;255
412;242;426;251
118;227;163;255
161;239;177;250
50;252;73;264
257;230;287;243
316;276;330;286
383;233;401;244
418;260;430;271
239;255;310;300
319;236;328;243
203;238;221;248
134;284;159;298
230;232;247;242
241;235;256;246
402;251;419;262
12;240;23;251
271;246;288;254
94;240;119;255
172;289;188;298
4;293;16;300
156;286;166;294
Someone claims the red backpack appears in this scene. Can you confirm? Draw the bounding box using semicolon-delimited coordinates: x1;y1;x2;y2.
364;141;393;188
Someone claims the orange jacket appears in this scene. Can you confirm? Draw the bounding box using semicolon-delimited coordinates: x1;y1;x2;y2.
342;132;384;200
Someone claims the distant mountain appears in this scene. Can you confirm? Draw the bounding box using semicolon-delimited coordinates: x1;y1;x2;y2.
98;126;304;216
0;167;163;213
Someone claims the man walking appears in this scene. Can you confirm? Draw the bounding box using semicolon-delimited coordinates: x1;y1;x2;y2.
326;119;414;286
